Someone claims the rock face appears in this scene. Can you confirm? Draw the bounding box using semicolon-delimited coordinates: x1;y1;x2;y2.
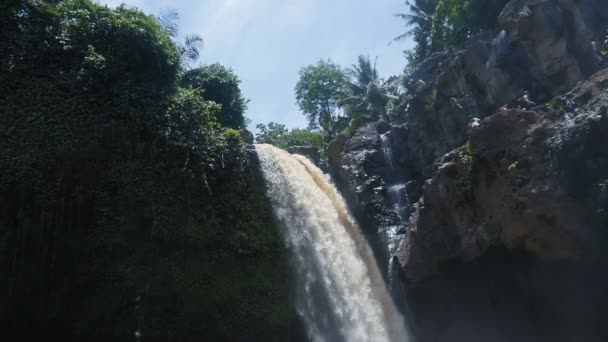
329;127;391;230
399;69;608;342
328;0;608;341
330;0;608;270
327;125;413;273
404;0;608;181
401;65;608;283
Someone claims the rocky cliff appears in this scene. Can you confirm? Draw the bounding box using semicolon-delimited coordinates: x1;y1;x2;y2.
401;69;608;281
400;71;608;342
328;0;608;340
406;0;607;180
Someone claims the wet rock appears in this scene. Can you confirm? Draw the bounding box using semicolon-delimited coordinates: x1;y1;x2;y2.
405;180;421;202
329;125;410;233
345;126;377;151
287;146;320;165
328;124;415;278
375;120;391;135
328;134;347;172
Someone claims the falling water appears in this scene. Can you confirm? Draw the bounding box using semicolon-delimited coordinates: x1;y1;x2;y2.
381;133;395;179
256;144;409;342
387;184;408;227
379;133;409;250
378;133;410;295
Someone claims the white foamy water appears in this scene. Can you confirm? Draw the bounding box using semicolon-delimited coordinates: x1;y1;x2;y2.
255;144;409;342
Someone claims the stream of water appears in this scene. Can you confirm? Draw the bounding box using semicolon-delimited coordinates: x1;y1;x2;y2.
256;144;409;342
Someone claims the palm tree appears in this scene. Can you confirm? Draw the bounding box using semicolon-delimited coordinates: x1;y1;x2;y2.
178;34;204;68
391;0;436;42
342;55;391;122
391;0;439;64
157;9;180;37
157;9;204;68
347;55;380;90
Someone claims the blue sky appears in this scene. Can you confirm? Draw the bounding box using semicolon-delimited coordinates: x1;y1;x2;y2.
98;0;414;130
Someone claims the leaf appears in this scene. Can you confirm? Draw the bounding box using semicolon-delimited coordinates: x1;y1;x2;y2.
157;9;179;38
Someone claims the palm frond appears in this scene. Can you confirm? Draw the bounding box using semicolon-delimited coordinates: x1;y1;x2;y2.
157;9;179;38
389;32;412;46
394;12;428;25
181;34;204;65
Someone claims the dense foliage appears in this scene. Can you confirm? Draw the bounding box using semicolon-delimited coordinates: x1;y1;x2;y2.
343;55;404;124
295;59;350;137
393;0;510;66
255;122;326;152
294;56;405;141
181;63;249;129
0;1;299;340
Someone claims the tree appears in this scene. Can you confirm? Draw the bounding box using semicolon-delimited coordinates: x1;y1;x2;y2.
295;59;349;138
284;128;326;150
392;0;439;66
178;34;204;68
393;0;509;66
181;64;248;129
0;1;297;340
343;55;390;122
255;122;288;146
255;122;325;152
157;9;204;69
429;0;509;52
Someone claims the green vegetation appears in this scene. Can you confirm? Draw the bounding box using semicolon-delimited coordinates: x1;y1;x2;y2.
424;88;439;113
343;55;386;122
456;141;475;197
295;59;350;137
156;9;204;69
0;1;298;340
294;56;404;141
181;63;249;129
343;55;403;123
256;122;326;152
393;0;510;66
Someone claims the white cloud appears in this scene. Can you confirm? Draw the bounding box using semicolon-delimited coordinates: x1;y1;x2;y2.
195;0;259;50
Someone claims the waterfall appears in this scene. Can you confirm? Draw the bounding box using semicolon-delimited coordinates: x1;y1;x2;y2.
255;144;409;342
378;133;409;297
381;133;395;179
379;133;409;250
387;184;408;226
